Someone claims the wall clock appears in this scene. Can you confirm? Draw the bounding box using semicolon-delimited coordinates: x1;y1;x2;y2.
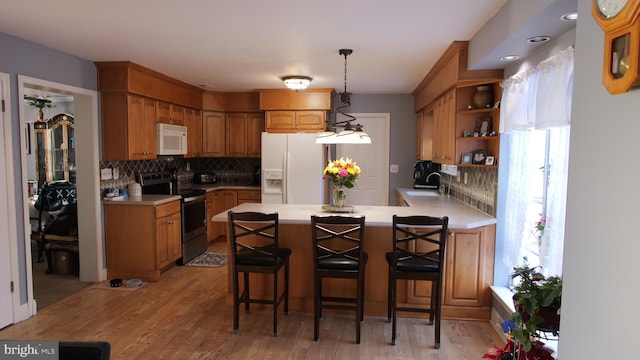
592;0;640;94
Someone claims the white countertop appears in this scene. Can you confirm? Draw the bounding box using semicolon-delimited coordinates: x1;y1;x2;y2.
191;184;261;192
102;194;181;206
213;188;496;229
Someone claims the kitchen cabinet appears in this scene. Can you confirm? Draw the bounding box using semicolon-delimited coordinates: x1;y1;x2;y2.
453;84;501;167
101;93;157;160
395;190;495;319
156;101;185;125
237;189;261;204
432;89;456;164
208;190;238;242
206;189;259;243
226;112;265;157
401;225;495;319
104;200;182;281
184;108;202;158
413;41;503;167
415;110;433;161
265;110;327;132
202;111;225;157
156;208;182;269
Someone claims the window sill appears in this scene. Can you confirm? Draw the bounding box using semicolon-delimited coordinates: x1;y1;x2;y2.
491;285;515;313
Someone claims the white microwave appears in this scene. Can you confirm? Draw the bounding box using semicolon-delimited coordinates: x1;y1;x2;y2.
156;123;187;155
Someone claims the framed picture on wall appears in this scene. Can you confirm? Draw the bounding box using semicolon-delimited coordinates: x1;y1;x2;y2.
461;153;473;164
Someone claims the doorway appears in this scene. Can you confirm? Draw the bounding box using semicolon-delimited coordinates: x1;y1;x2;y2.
23;90;85;309
17;75;104;316
336;113;390;206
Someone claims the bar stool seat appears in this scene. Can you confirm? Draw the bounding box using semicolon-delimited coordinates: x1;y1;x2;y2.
228;211;290;336
311;215;367;344
386;214;449;348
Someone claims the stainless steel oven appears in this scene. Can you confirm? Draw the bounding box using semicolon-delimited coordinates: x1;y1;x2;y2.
138;171;208;264
179;190;208;264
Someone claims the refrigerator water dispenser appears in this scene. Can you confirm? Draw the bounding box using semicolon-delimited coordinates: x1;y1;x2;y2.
263;169;283;194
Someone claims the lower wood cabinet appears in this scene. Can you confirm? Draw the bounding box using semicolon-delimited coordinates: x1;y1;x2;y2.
394;190;495;319
402;224;495;319
207;189;242;243
104;200;182;281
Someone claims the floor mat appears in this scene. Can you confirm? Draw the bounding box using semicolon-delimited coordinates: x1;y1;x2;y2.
184;251;227;268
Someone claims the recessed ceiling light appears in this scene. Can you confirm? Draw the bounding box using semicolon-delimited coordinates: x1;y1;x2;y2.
526;36;551;44
500;55;520;61
561;12;578;21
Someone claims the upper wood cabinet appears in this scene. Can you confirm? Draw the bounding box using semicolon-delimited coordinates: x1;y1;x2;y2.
156;101;185;125
413;41;503;166
453;84;501;167
101;93;157;160
258;88;335;110
432;90;456;164
259;88;334;133
202;111;225;157
184;108;202;158
416;110;433;161
95;61;204;109
265;110;327;132
226;112;264;157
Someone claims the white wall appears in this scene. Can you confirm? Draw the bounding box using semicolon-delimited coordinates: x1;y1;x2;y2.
560;0;640;357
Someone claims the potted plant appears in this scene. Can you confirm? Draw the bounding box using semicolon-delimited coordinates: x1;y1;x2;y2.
483;258;561;360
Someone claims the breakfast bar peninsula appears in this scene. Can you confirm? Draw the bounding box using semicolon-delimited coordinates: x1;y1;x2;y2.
212;189;496;320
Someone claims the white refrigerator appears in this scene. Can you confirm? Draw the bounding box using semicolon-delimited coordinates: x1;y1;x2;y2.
261;132;325;204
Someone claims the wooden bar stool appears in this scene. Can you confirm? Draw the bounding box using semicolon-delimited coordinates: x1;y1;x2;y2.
228;211;291;336
310;215;367;344
386;215;449;348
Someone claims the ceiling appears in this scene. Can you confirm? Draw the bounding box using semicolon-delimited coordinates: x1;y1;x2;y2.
0;1;576;95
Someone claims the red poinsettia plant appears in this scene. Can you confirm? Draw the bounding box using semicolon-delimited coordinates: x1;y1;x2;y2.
482;324;554;360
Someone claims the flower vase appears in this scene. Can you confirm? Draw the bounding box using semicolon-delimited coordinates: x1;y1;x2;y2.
333;184;346;208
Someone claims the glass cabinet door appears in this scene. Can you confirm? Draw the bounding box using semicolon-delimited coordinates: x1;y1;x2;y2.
34;113;75;184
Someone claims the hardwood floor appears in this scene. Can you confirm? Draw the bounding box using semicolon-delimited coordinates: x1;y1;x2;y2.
0;241;503;359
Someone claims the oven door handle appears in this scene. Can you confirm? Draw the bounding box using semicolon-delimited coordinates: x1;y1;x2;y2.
182;193;207;203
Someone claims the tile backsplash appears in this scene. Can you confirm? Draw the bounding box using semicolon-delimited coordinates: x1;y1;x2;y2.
99;157;261;191
442;166;497;216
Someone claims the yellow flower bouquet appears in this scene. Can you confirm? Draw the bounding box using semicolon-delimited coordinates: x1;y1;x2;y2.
322;158;361;188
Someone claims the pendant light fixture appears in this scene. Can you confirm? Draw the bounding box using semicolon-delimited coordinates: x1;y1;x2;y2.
316;49;371;144
282;75;312;91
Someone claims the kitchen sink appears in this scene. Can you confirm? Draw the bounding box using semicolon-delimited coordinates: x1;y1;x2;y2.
406;190;439;197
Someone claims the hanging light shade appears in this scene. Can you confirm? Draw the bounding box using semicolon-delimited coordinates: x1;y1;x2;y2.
282;76;312;91
315;49;371;144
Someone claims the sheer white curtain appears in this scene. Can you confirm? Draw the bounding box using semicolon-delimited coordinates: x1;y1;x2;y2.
539;126;570;275
500;46;573;276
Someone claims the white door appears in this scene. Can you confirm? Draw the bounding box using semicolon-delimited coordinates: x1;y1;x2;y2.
337;113;390;206
0;73;15;328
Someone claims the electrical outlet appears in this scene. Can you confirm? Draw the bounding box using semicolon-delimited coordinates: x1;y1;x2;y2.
390;164;399;173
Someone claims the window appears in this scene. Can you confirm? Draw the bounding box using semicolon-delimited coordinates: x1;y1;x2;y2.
499;47;573;278
502;127;569;277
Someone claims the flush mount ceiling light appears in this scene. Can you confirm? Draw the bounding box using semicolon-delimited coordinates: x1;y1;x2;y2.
561;12;578;21
282;75;312;91
315;49;371;144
